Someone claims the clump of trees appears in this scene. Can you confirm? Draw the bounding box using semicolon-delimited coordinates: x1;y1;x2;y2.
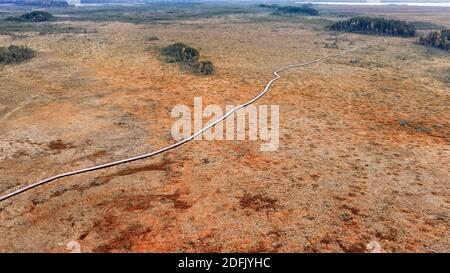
329;17;416;37
418;30;450;51
161;43;199;63
259;3;319;16
275;5;319;16
0;45;35;64
5;11;54;22
191;60;215;75
161;43;214;75
258;4;279;9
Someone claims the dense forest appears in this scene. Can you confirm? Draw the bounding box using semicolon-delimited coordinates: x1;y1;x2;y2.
329;17;417;37
161;43;214;75
259;4;319;16
418;30;450;50
0;45;34;64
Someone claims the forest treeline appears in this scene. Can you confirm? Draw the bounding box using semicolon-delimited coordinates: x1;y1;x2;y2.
5;11;54;22
329;17;417;37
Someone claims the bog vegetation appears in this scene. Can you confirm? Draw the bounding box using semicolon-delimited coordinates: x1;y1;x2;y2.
329;17;416;37
161;43;214;75
5;11;54;22
418;30;450;51
0;45;35;64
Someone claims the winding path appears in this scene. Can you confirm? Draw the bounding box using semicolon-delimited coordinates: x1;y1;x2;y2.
0;39;387;202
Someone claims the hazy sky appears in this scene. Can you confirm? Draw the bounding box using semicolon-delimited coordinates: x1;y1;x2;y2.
296;0;450;2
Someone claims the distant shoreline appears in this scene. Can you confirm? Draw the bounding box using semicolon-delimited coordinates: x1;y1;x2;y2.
296;2;450;7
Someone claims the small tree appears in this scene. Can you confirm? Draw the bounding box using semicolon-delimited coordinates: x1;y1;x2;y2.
419;30;450;50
